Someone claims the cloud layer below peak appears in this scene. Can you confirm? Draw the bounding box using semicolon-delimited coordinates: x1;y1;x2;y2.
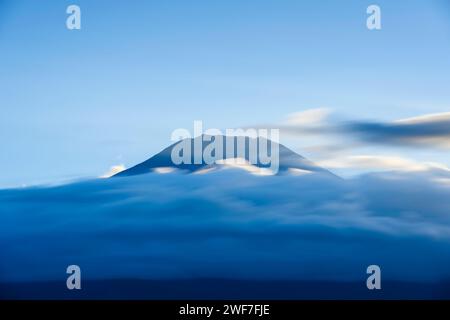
1;169;450;284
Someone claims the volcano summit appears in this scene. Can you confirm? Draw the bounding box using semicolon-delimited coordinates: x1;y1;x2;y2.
114;135;335;177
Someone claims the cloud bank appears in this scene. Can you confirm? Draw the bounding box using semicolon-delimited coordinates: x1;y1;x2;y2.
1;169;450;285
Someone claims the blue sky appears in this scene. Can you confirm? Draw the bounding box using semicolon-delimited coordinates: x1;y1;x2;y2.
1;0;450;187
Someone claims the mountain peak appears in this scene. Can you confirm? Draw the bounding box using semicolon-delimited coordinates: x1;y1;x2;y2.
114;135;335;177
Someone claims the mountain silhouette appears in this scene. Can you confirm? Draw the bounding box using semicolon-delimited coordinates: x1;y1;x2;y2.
114;135;335;177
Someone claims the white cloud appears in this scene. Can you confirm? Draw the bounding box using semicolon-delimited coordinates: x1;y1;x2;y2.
285;108;331;126
395;111;450;124
287;168;313;175
317;155;450;172
100;164;126;178
153;167;177;174
215;158;275;175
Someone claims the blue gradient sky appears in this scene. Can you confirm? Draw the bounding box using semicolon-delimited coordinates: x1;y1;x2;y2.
1;0;450;187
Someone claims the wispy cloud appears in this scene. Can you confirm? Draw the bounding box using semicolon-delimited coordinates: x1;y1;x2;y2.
285;108;331;127
268;109;450;174
343;111;450;148
280;109;450;149
317;155;450;172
